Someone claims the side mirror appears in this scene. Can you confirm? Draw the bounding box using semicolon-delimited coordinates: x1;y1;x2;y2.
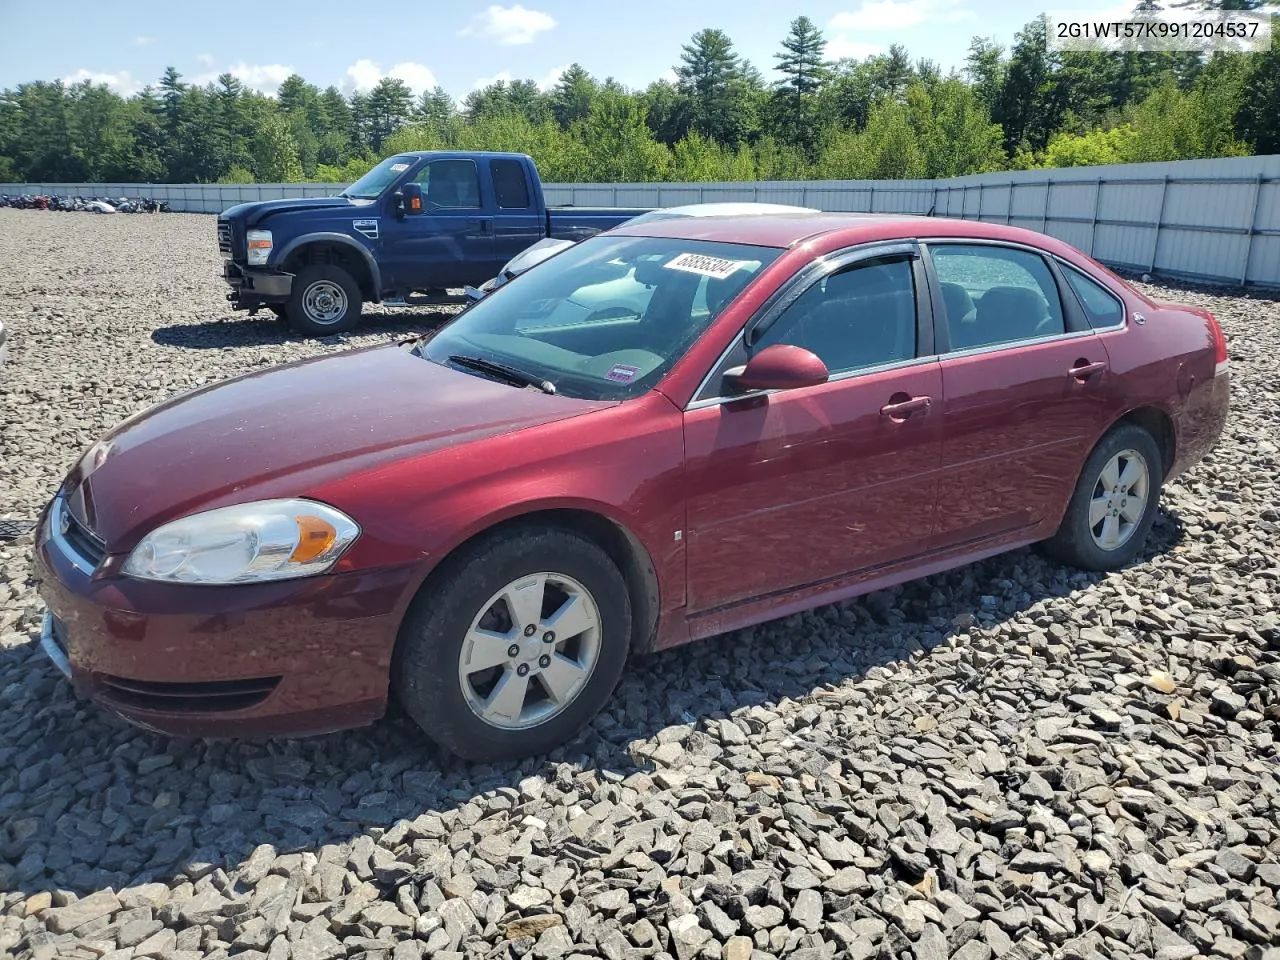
723;344;829;393
398;182;424;216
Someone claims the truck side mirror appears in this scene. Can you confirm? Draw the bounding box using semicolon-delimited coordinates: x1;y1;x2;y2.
398;182;423;217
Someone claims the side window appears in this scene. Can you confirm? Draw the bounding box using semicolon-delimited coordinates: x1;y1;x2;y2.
752;258;917;376
1062;263;1125;328
414;159;481;208
931;244;1065;351
492;159;532;209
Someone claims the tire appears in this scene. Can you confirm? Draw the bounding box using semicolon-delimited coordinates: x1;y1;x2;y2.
394;528;632;762
268;304;287;320
286;265;362;336
1040;423;1163;571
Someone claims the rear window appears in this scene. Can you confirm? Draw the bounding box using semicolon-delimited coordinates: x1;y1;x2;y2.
492;159;531;209
1062;263;1125;328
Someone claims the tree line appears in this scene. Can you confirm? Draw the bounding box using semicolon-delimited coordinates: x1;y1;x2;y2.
1;10;1277;186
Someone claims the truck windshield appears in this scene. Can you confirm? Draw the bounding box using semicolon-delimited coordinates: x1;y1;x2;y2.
341;155;416;200
419;235;783;401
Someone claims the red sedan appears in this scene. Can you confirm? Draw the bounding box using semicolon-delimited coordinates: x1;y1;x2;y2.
33;214;1230;760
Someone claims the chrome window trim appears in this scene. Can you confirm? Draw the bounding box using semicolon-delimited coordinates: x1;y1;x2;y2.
1055;258;1127;331
685;239;921;410
934;326;1097;362
48;495;102;575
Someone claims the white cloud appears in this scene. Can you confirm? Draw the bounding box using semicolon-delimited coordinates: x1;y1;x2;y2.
132;35;156;46
538;63;570;90
196;53;216;68
342;59;438;95
460;4;556;45
829;0;972;32
825;37;885;60
189;62;295;94
63;69;142;96
472;69;514;91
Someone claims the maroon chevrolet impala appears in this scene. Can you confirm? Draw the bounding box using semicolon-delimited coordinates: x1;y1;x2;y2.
33;214;1230;760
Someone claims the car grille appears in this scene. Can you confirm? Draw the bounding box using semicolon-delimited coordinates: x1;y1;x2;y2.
48;613;70;658
96;674;282;713
51;495;106;569
217;220;233;257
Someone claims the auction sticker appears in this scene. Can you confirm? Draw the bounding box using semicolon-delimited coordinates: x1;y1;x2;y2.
389;162;410;172
664;252;748;279
606;364;640;383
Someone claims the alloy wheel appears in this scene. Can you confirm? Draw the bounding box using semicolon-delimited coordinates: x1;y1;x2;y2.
1088;448;1150;551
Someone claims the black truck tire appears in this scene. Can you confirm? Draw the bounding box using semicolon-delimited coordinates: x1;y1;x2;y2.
286;265;362;336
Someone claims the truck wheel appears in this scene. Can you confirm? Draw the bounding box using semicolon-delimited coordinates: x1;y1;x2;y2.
393;528;631;762
287;265;362;336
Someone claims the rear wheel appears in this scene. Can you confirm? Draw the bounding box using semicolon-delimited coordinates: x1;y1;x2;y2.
394;528;631;761
1040;423;1162;571
286;265;362;336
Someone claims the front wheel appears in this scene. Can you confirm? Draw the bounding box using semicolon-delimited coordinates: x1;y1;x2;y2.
394;529;631;761
1040;423;1163;571
286;265;362;336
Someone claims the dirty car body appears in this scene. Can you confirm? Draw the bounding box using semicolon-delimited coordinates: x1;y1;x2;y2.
35;214;1230;756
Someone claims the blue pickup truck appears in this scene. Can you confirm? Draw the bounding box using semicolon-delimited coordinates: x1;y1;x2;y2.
217;151;648;335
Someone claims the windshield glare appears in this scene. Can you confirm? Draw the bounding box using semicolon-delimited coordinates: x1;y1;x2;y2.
342;155;415;200
422;236;782;400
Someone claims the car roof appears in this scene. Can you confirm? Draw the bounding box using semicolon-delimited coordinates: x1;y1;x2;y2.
607;212;1060;252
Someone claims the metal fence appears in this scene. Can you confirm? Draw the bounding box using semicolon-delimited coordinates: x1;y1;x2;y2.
4;154;1278;287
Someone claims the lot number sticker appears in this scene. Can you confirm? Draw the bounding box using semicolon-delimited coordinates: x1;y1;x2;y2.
664;252;749;279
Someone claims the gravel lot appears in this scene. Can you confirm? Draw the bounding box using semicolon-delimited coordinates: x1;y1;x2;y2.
1;208;1278;960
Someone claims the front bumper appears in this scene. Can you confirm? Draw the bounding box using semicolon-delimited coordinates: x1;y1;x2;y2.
32;498;415;738
223;261;294;306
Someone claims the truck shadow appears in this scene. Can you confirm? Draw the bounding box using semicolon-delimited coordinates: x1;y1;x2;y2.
150;310;459;350
0;508;1185;904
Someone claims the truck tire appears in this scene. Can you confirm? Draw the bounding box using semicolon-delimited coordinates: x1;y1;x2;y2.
286;265;362;336
393;527;631;762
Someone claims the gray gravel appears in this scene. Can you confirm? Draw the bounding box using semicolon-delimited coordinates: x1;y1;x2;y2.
2;208;1279;960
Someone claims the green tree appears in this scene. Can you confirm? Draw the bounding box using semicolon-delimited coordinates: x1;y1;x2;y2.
965;38;1006;113
1236;18;1280;152
676;28;755;147
364;77;412;151
769;16;828;157
251;112;304;182
551;63;598;127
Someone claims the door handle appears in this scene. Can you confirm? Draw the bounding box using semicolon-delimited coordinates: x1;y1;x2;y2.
880;395;932;420
476;218;492;235
1069;360;1107;381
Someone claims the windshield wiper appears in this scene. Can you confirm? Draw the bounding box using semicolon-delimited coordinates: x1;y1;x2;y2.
447;355;556;394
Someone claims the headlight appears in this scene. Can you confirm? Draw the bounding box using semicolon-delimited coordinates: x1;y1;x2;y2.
122;499;359;585
246;229;273;266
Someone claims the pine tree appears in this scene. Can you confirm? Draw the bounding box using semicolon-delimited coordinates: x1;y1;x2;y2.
552;63;598;127
775;16;828;97
676;28;753;146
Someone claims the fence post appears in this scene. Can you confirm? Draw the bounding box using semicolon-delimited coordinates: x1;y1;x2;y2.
611;185;618;206
801;184;811;208
977;183;985;222
868;184;875;213
1150;174;1169;274
1041;178;1051;233
1239;173;1263;285
1005;182;1013;224
1089;177;1103;256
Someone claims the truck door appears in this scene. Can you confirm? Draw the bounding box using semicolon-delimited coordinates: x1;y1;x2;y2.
380;157;495;292
488;157;545;270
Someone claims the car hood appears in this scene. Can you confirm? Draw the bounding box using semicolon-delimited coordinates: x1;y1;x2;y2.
221;196;355;227
63;344;607;550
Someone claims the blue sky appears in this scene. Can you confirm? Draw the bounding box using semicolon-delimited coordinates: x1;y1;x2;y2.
0;0;1128;100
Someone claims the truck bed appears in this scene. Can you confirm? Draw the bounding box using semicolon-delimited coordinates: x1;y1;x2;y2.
547;207;652;242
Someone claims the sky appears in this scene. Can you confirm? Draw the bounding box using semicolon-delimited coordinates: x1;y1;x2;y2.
0;0;1135;100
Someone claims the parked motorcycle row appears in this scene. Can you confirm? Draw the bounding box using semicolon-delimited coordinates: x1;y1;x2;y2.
0;194;171;213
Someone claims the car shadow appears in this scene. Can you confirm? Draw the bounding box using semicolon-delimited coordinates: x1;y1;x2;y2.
149;310;459;350
0;507;1185;900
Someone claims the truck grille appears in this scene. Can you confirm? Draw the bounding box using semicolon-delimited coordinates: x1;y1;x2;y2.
217;220;233;257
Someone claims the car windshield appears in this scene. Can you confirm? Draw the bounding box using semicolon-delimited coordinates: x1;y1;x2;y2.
420;235;782;400
341;155;416;200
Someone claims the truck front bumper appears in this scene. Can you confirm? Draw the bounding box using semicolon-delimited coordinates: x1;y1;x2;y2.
223;261;293;307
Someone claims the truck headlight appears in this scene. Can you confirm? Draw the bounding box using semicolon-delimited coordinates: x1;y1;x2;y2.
246;229;273;266
122;499;359;584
